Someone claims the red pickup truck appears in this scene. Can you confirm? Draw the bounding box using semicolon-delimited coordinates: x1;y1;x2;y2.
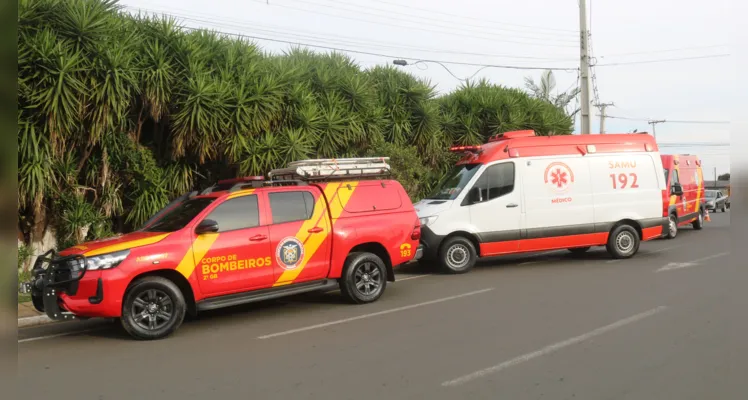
22;158;422;340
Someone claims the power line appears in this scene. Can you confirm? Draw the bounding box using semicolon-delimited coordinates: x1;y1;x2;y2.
602;45;728;58
596;54;730;67
126;6;578;61
366;0;578;34
280;0;579;41
603;115;730;124
130;7;579;71
250;0;578;48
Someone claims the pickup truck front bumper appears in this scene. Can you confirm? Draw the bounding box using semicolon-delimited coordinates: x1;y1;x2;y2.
20;250;91;322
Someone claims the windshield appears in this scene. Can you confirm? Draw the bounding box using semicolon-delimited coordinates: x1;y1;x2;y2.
427;163;482;200
705;191;718;198
141;198;216;232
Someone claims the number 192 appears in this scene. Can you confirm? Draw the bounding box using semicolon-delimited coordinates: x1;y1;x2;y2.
610;173;639;189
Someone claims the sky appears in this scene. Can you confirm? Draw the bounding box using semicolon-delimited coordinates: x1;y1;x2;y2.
119;0;732;178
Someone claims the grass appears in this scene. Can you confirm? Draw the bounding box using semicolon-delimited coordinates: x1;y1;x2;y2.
18;269;32;303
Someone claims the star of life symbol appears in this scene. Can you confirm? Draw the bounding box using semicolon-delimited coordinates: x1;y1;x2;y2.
544;162;575;193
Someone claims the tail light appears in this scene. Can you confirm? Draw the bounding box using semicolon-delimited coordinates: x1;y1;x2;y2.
662;189;669;217
411;218;422;241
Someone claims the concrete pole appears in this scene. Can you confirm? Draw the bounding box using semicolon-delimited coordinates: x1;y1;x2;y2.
579;0;592;134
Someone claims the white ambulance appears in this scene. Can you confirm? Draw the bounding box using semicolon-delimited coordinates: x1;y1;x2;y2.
415;130;668;273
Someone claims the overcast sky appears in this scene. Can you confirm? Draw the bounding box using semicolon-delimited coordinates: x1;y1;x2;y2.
120;0;731;177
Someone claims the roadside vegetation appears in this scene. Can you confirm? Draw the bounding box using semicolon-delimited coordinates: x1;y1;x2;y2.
17;0;575;272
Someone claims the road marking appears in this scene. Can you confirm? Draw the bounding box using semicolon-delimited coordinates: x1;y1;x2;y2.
18;328;102;344
656;251;730;272
606;243;687;263
258;288;495;339
441;306;669;387
396;274;430;282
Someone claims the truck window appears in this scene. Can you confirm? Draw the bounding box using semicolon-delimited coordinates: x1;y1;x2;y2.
269;191;315;224
472;162;515;202
426;163;481;200
142;198;216;232
204;195;260;232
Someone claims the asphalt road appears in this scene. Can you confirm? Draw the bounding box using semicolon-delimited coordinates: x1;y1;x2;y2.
18;212;745;400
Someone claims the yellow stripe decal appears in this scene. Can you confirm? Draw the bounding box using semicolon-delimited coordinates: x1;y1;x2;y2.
176;233;220;279
273;182;358;286
227;188;256;199
84;234;170;257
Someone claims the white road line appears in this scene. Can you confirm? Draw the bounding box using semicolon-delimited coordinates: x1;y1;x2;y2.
258;288;495;339
18;328;101;344
396;274;430;282
656;251;730;272
607;243;687;263
441;306;669;387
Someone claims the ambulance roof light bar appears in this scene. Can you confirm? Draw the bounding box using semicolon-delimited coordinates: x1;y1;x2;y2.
269;157;392;182
449;145;482;154
488;130;536;142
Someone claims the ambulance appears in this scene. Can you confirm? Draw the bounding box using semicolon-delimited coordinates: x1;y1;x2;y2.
660;154;706;239
414;130;668;274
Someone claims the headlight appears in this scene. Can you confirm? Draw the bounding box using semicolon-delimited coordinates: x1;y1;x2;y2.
85;250;130;270
419;216;438;227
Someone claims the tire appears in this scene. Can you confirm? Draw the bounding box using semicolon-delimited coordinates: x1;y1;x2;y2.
438;236;477;274
721;205;726;212
567;246;591;255
339;252;387;304
606;224;640;259
121;276;187;340
665;214;678;239
692;209;704;230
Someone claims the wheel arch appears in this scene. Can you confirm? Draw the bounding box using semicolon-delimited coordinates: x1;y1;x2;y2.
610;219;643;240
441;231;482;257
348;242;394;282
126;269;197;317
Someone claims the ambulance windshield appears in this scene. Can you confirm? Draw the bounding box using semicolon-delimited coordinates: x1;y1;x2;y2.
426;163;481;200
142;198;216;232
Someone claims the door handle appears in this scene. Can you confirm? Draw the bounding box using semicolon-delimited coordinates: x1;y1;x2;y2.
308;227;324;233
249;234;268;241
506;203;518;208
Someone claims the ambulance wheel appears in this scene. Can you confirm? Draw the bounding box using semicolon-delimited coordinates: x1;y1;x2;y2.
567;246;591;255
121;276;186;340
665;214;678;239
439;236;477;274
340;252;387;304
607;225;640;259
692;209;704;230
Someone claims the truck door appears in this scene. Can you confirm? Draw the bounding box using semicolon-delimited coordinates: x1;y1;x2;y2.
266;189;331;286
465;161;521;255
194;194;274;296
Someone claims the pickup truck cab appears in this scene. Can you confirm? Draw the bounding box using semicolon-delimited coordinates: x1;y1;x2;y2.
23;158;422;340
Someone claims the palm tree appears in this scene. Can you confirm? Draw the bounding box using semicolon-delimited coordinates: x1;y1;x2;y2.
524;70;581;120
17;0;575;269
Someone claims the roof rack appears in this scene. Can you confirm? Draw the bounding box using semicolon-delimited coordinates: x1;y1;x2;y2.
269;157;392;182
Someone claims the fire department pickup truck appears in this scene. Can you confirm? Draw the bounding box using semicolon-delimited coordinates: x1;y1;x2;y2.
22;158;422;340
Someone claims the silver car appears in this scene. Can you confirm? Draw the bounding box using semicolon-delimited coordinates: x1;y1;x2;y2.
705;190;729;212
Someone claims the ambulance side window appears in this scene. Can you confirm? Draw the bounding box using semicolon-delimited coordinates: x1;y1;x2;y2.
671;170;680;185
469;162;515;203
269;191;315;224
205;195;260;232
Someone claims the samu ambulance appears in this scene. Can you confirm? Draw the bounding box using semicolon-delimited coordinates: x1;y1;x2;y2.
415;130;668;274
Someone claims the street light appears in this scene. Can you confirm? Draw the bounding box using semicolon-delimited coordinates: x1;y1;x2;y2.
392;59;488;82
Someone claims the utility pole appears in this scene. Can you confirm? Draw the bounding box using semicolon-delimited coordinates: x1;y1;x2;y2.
648;119;666;139
579;0;592;134
593;102;614;133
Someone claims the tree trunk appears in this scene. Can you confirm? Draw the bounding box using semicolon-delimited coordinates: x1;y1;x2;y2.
76;143;95;174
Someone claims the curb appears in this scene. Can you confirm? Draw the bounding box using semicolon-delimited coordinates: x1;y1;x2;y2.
18;315;54;329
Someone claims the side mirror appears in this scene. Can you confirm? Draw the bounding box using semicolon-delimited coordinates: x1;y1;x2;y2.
195;219;219;234
671;184;683;196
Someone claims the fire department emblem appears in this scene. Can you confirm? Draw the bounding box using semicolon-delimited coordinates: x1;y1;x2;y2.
276;237;305;270
544;162;575;193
